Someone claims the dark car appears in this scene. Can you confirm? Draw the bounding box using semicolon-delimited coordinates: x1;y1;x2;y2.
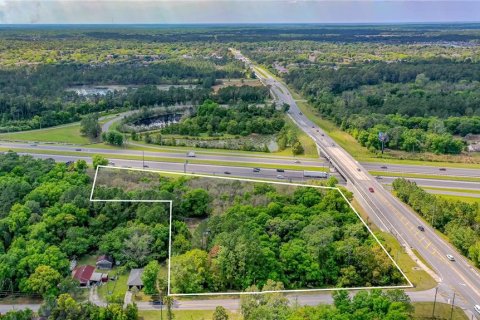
368;187;374;193
75;148;82;151
380;166;388;169
224;171;231;174
253;168;261;172
439;168;447;171
276;169;285;173
418;225;425;232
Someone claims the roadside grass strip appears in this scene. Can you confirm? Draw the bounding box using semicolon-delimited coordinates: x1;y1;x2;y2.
369;171;480;183
90;166;413;296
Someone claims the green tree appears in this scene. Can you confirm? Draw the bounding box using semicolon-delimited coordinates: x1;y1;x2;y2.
213;306;229;320
80;113;101;140
291;141;304;156
92;154;108;169
25;265;62;296
142;260;160;295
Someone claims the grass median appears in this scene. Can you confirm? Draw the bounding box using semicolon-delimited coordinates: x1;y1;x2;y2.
369;171;480;183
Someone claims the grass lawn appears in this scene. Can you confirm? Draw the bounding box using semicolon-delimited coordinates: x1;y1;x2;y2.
412;302;468;320
0;116;114;145
369;171;480;183
97;270;129;302
437;194;480;204
0;123;91;144
139;310;242;320
282;117;318;158
352;199;437;291
423;186;480;195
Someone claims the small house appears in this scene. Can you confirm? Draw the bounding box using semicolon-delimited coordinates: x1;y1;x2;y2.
96;255;114;270
72;265;95;287
127;268;144;291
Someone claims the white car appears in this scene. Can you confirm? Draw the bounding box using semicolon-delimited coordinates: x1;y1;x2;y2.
446;254;455;261
474;305;480;314
276;175;285;179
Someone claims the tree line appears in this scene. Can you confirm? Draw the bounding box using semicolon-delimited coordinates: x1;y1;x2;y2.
392;178;480;266
284;60;480;154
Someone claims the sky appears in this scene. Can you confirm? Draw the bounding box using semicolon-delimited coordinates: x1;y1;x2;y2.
1;0;480;24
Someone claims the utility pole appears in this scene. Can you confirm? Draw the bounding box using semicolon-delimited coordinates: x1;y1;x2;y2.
450;292;456;320
184;160;188;173
432;287;438;318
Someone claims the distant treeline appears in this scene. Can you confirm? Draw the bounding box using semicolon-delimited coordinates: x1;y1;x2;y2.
286;60;480;154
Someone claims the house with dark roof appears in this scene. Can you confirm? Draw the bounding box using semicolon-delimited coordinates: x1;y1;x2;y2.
96;255;114;270
127;268;144;291
72;265;95;287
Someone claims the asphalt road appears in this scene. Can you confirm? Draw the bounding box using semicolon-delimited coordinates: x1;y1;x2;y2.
235;50;480;318
0;141;329;169
12;152;332;184
0;288;441;313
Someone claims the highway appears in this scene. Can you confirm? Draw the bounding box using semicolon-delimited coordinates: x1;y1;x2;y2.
10;152;326;183
231;49;480;318
0;141;329;169
363;162;480;178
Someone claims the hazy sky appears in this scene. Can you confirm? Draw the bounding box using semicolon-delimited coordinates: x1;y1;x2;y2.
1;0;480;24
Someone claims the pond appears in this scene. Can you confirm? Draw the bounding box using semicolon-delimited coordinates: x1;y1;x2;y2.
129;113;183;132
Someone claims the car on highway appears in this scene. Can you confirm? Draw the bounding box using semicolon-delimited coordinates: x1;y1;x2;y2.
357;168;361;172
299;112;303;115
276;175;285;179
75;148;82;151
253;168;260;172
375;176;382;179
320;133;324;136
439;168;447;171
143;165;149;168
108;161;115;166
417;225;425;232
368;187;374;193
380;165;388;169
294;160;301;164
446;254;455;261
276;168;285;172
224;171;231;174
30;144;38;147
474;305;480;314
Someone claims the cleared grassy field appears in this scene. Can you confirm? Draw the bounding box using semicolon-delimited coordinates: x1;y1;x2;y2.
139;310;242;320
412;302;468;320
0;123;91;144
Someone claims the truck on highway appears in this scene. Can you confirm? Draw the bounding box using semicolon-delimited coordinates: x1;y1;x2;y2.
186;151;196;158
303;171;328;179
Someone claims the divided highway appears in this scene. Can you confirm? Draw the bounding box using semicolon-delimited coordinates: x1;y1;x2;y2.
232;49;480;317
